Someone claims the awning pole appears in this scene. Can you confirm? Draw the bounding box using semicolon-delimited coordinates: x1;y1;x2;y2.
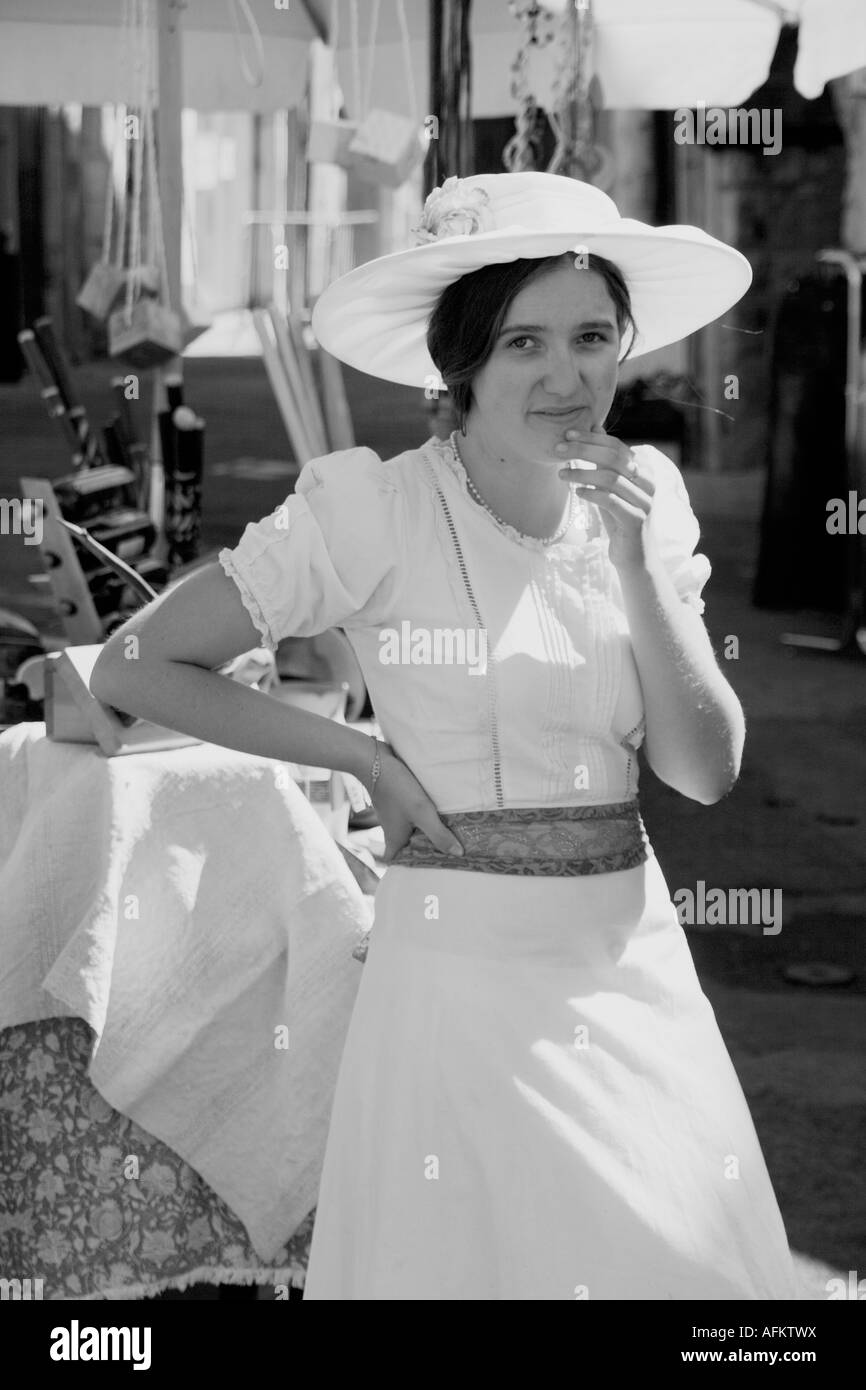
148;0;184;547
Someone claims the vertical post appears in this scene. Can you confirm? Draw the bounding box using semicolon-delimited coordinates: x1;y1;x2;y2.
0;108;24;381
426;0;443;196
701;149;722;473
249;112;263;307
79;108;106;359
16;109;47;328
41;110;65;340
308;39;349;304
150;0;185;544
677;136;721;474
155;0;183;342
461;0;475;176
0;108;19;241
65;106;87;364
830;70;866;256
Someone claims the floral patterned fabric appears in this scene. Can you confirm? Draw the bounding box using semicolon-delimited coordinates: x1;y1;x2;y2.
0;1019;313;1300
389;801;650;875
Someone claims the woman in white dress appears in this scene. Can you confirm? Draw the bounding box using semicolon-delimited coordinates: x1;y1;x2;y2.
92;173;799;1301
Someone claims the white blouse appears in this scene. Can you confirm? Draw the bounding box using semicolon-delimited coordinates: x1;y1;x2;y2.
218;434;711;815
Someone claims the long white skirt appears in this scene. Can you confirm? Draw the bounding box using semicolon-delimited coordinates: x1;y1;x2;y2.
303;852;799;1300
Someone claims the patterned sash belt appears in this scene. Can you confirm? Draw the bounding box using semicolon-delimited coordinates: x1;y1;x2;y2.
389;801;650;876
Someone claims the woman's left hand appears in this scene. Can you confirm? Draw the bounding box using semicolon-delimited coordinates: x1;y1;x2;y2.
557;424;656;570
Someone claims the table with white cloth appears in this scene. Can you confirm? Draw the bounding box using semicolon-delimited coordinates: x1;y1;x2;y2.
0;722;371;1300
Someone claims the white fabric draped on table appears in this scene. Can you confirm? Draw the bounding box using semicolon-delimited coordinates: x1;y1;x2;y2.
0;722;370;1262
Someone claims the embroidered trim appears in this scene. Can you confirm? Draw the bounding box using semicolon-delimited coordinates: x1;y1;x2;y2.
390;801;650;875
218;548;277;653
420;452;506;809
618;717;647;799
681;589;707;616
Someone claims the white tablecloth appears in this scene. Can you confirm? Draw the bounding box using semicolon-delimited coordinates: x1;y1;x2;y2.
0;723;371;1262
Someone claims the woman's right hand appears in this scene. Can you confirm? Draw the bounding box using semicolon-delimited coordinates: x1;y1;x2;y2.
363;742;464;864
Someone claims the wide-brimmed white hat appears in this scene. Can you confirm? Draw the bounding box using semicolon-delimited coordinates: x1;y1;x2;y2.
311;171;752;388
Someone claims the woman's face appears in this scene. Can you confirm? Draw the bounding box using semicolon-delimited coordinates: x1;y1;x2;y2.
465;261;622;461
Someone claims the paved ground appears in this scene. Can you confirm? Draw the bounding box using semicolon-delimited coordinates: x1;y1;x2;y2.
1;352;863;1301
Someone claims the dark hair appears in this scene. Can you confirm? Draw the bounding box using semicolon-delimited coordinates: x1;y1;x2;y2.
426;252;636;433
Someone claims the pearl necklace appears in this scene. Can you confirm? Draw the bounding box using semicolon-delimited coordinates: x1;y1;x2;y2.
449;431;577;547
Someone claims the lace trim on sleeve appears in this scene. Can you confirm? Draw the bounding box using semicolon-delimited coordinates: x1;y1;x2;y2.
673;554;711;616
218;547;278;653
681;591;707;616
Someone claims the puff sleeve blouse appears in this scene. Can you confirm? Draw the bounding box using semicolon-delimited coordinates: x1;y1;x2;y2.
218;447;405;645
218;437;711;815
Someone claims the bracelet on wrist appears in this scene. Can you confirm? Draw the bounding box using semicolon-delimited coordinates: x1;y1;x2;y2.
368;734;383;794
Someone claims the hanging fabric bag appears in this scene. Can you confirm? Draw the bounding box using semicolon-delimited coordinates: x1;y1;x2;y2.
347;0;425;188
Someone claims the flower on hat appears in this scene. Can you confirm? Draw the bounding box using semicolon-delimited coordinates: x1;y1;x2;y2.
410;176;495;245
